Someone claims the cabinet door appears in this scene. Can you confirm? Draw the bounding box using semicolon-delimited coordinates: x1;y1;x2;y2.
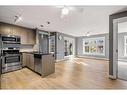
29;54;34;70
27;29;36;44
0;23;12;35
26;54;34;70
20;28;28;44
12;26;21;36
22;53;27;67
26;54;30;68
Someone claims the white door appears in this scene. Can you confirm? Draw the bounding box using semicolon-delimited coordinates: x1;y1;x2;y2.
113;16;127;80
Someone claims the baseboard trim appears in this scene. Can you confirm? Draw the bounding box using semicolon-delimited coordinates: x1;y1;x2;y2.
55;59;68;62
55;56;109;62
109;75;117;80
118;59;127;62
76;56;109;61
55;56;76;63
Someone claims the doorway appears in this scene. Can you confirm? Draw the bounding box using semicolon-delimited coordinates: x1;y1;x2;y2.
64;37;75;59
113;16;127;80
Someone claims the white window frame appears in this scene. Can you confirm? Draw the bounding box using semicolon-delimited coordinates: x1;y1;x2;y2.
83;37;105;56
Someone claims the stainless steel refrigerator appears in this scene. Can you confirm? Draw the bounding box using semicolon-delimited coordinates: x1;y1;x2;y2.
39;33;49;54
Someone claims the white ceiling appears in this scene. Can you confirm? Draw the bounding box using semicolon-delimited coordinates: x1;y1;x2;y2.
0;6;127;37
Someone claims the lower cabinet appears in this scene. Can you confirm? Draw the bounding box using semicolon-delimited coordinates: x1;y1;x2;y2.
22;53;27;67
28;54;34;70
22;53;34;70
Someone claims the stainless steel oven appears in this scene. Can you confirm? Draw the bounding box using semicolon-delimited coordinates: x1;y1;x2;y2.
0;34;22;73
2;53;22;73
1;49;22;73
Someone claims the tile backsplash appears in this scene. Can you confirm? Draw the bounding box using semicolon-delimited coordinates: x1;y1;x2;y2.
20;44;34;52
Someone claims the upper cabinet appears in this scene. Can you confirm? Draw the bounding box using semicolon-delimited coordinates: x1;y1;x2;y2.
0;22;36;45
0;23;12;35
27;29;36;45
20;28;28;44
20;28;36;45
12;26;21;36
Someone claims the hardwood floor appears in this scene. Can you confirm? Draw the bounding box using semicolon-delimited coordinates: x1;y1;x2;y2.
1;57;127;89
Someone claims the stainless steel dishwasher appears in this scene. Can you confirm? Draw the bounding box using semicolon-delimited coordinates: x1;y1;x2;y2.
34;54;42;74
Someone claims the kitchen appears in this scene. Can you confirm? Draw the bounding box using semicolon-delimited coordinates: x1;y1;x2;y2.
0;18;76;88
0;22;57;88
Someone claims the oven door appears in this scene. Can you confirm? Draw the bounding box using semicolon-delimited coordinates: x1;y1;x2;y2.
2;54;21;67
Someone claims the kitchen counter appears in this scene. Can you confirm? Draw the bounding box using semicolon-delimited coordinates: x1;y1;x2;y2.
20;51;53;55
21;51;55;77
34;53;55;77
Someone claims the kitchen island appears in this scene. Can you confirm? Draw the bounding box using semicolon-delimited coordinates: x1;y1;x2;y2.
21;52;55;77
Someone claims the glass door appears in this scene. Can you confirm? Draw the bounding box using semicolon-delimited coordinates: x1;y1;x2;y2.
64;37;74;58
64;40;73;56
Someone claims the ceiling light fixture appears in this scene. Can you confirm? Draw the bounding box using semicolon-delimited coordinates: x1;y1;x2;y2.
62;6;69;15
61;6;69;18
14;15;22;23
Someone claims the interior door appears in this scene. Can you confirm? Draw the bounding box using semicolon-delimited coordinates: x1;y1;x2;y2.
112;19;118;79
113;16;127;80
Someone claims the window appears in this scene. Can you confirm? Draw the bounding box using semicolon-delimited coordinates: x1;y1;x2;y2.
124;36;127;56
83;37;105;56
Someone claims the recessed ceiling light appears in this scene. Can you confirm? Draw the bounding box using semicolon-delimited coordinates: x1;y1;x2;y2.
47;21;50;24
40;25;44;27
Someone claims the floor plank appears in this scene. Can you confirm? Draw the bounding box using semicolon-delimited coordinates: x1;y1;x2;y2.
1;57;127;89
